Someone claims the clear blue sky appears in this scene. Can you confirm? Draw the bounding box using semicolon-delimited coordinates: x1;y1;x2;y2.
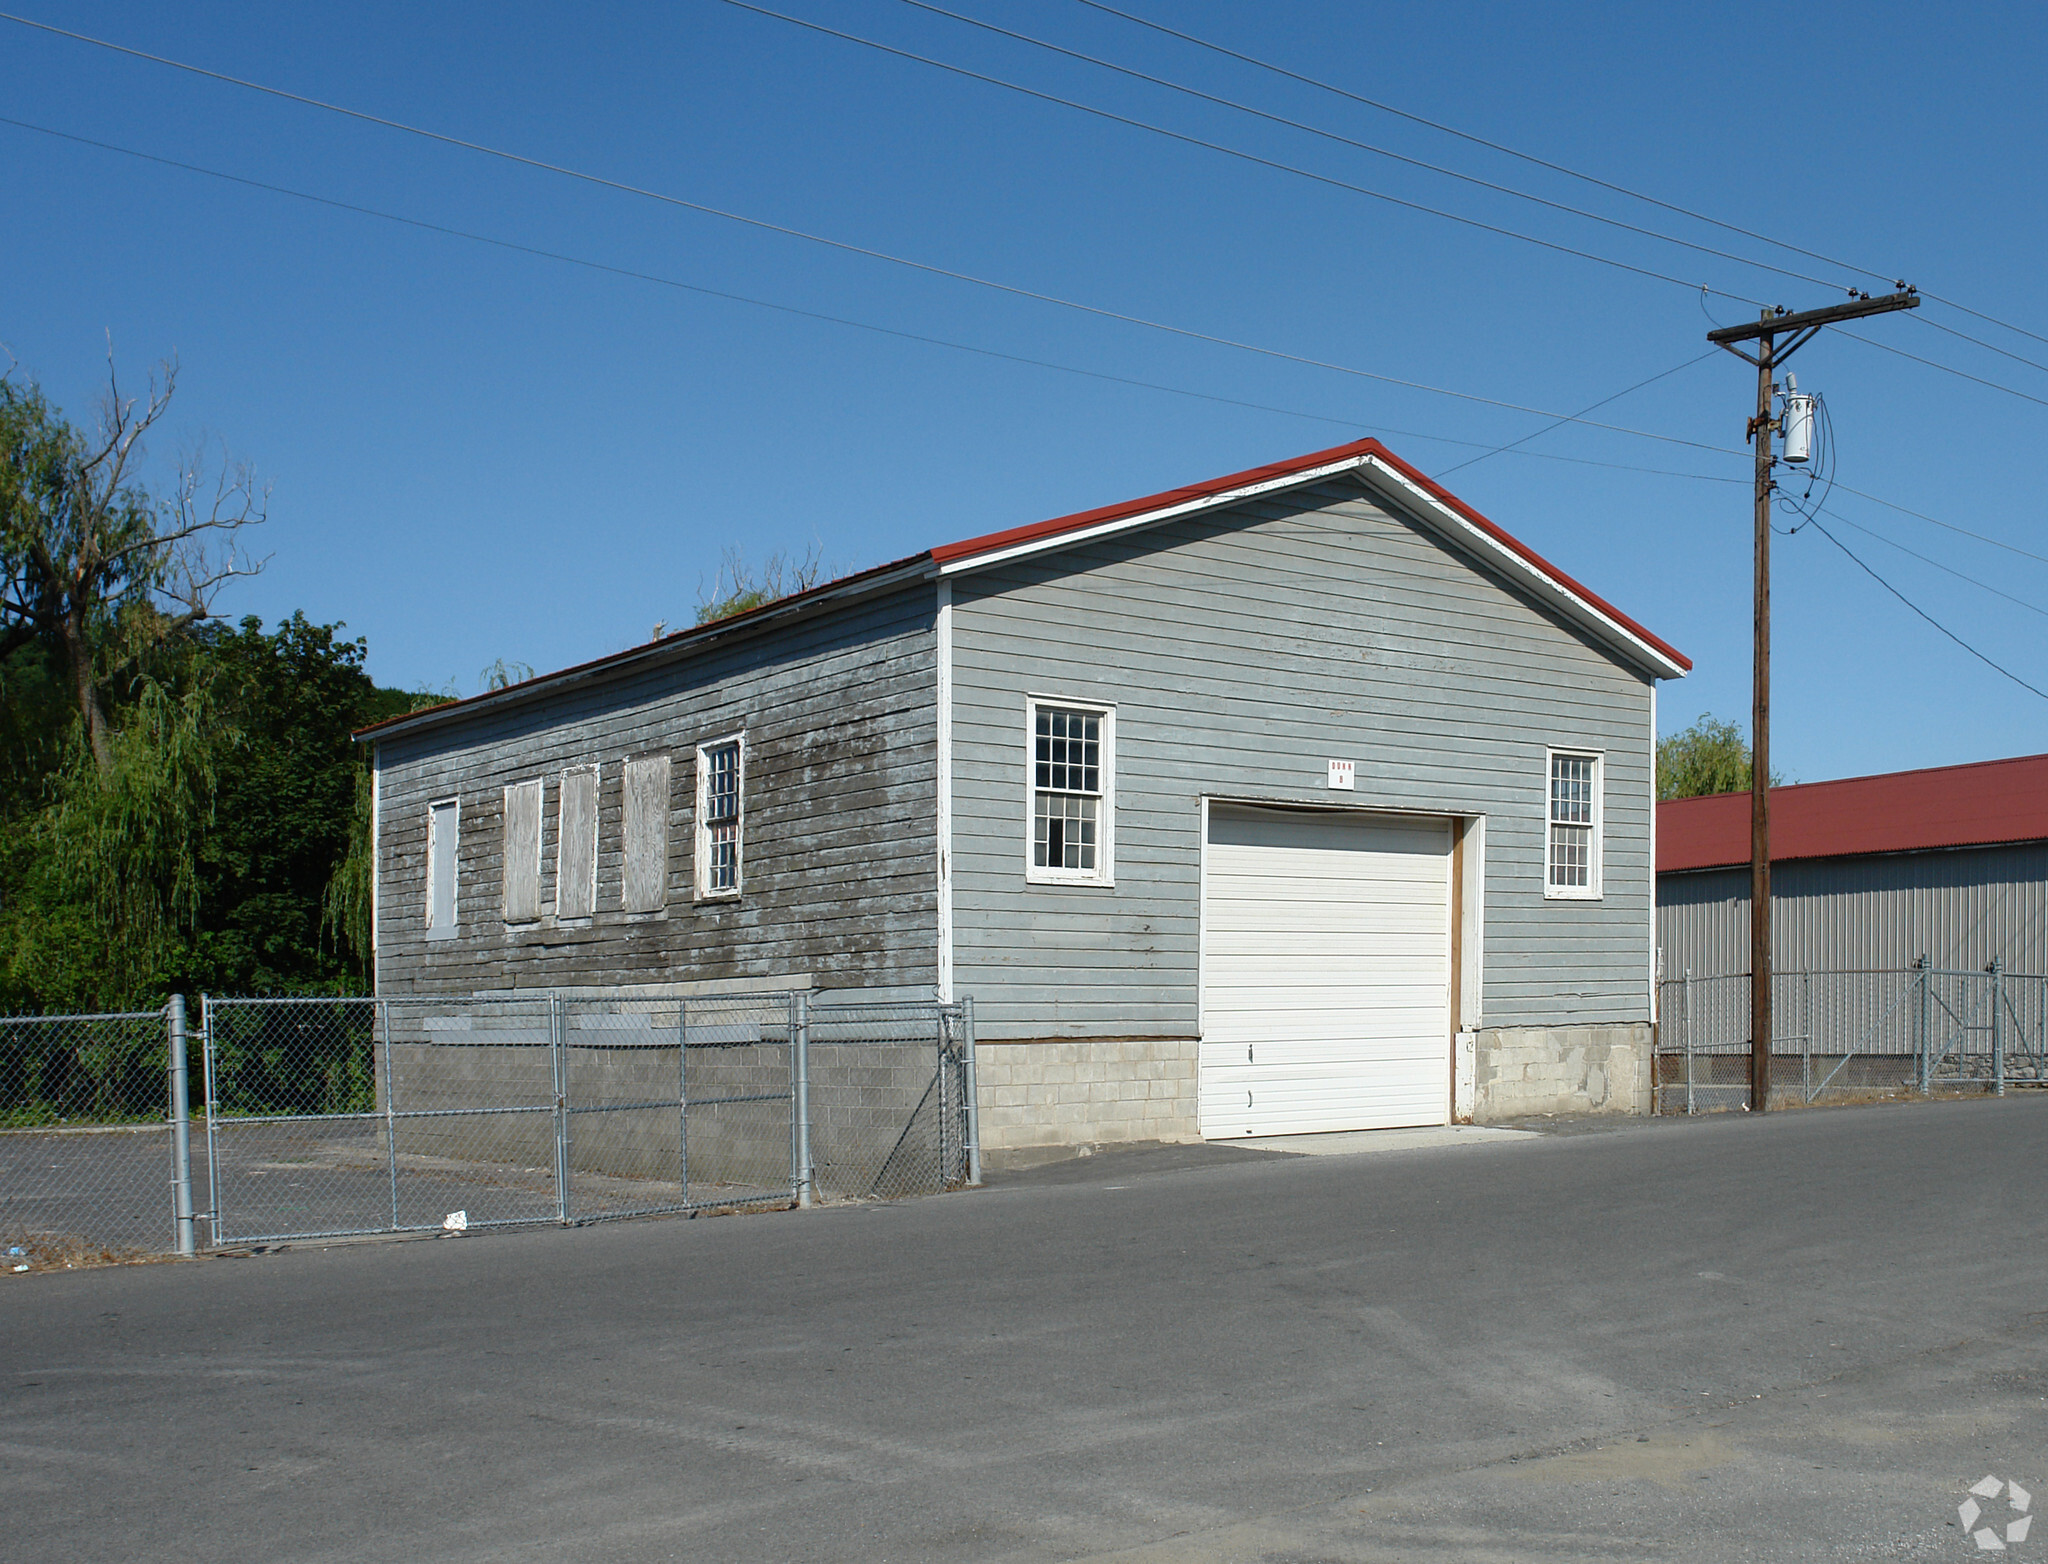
7;1;2046;782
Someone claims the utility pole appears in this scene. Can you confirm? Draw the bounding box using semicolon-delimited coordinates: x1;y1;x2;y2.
1707;288;1918;1111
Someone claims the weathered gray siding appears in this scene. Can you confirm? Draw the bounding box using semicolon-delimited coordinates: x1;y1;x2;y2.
1658;842;2048;978
948;479;1657;1040
374;588;939;996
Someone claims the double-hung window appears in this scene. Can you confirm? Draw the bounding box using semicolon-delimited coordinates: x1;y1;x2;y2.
696;736;744;899
1544;749;1603;899
1027;698;1113;884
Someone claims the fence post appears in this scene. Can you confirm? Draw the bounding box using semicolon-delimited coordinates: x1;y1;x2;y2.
961;995;982;1185
1682;970;1694;1117
201;996;221;1247
790;991;812;1208
551;993;571;1225
381;998;399;1233
167;996;196;1257
1916;956;1931;1095
1802;971;1813;1102
1991;960;2005;1097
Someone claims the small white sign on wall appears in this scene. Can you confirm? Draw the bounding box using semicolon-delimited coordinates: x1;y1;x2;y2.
1327;759;1356;790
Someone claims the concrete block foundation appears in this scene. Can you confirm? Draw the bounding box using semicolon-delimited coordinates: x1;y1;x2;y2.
1470;1023;1654;1120
973;1039;1199;1152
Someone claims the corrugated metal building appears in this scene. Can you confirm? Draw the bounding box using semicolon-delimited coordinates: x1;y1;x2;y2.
1656;754;2048;979
362;437;1694;1146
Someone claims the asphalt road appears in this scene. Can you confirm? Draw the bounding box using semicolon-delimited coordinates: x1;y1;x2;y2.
4;1097;2046;1562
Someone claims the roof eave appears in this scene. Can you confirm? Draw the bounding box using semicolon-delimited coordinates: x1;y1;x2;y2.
354;553;937;745
1352;456;1690;682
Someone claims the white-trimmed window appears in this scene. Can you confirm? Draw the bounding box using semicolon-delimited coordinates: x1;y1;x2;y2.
1545;749;1603;899
695;735;744;899
1026;698;1114;884
425;797;459;938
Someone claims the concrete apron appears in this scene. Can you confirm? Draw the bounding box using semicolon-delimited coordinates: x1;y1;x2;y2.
1233;1124;1540;1156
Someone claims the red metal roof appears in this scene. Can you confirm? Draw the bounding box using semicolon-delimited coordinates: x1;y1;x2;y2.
931;437;1692;673
1658;752;2048;872
360;437;1687;740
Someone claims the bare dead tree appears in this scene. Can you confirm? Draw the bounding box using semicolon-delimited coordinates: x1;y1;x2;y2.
0;352;268;773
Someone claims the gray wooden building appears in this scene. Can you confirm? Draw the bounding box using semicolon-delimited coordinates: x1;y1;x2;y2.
1657;753;2048;979
360;438;1691;1148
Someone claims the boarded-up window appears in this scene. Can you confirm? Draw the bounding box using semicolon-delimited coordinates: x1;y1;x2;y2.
503;778;543;922
426;798;459;938
623;755;670;913
558;766;598;918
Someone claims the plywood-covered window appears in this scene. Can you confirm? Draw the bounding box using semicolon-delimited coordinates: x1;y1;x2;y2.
622;755;671;913
1545;749;1603;899
426;797;459;939
557;765;599;919
695;737;744;900
503;778;544;922
1026;697;1114;885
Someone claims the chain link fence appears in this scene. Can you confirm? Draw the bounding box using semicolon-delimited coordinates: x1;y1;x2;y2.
0;1009;180;1266
1655;963;2048;1112
1;990;979;1258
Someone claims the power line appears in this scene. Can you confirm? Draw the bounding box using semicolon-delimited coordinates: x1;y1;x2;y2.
734;1;2048;423
1913;312;2048;380
28;112;2048;614
0;23;1759;464
1805;517;2048;702
1921;290;2048;354
1818;509;2048;621
19;29;2048;657
1433;353;1716;479
1064;0;1900;289
712;0;1771;306
1834;326;2048;411
885;0;1854;295
0;112;1752;486
1069;0;2048;363
1828;482;2048;569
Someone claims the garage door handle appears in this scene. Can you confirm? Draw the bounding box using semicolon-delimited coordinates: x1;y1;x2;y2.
1247;1045;1254;1063
1247;1090;1253;1108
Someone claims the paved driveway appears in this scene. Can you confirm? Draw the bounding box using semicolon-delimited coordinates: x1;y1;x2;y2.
4;1097;2045;1561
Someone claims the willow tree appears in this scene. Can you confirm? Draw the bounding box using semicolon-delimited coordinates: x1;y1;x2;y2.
0;358;266;775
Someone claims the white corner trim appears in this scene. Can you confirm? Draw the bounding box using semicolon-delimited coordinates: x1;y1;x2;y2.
1649;681;1659;1022
1195;795;1210;1038
936;581;954;1000
1460;814;1486;1032
369;746;381;988
1357;456;1689;681
937;455;1370;578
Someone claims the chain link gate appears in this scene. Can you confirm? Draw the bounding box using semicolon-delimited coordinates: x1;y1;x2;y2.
200;992;976;1245
1655;963;2048;1112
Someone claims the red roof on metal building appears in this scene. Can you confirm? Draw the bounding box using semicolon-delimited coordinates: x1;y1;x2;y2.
1657;752;2048;873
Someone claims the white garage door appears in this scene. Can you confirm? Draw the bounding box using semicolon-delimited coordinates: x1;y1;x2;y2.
1200;805;1452;1138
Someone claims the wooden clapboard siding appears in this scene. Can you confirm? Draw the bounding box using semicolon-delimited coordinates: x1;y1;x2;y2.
948;478;1655;1040
374;589;939;995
